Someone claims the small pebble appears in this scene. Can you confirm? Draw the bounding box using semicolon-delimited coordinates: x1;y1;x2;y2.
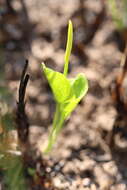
82;178;91;187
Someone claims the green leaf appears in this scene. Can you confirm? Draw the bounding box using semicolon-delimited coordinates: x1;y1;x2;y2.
42;63;72;103
64;20;73;76
61;74;88;118
71;73;88;99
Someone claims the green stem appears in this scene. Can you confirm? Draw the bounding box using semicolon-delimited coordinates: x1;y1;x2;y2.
44;104;64;153
64;20;73;76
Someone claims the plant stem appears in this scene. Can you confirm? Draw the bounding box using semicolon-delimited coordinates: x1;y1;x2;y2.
64;20;73;76
44;104;64;153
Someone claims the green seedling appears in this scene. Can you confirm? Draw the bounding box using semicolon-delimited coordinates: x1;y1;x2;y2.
42;20;88;153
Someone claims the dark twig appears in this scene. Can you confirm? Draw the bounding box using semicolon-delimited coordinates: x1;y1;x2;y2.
19;60;29;105
16;60;29;143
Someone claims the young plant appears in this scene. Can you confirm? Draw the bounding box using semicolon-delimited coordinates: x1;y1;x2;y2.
42;20;88;153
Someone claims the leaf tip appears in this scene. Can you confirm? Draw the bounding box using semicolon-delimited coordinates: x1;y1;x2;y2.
41;62;46;70
64;20;73;76
69;20;72;27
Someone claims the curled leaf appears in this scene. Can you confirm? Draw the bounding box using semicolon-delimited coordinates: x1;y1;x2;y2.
61;74;88;118
42;63;73;103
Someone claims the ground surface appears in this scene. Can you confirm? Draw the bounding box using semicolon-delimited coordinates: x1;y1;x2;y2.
1;0;127;189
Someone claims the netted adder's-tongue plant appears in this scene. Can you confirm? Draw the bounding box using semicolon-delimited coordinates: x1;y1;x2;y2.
42;21;88;153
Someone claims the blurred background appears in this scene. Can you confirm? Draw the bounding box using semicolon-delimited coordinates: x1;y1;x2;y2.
1;0;127;189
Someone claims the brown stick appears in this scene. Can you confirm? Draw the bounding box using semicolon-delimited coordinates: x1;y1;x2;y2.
16;60;29;143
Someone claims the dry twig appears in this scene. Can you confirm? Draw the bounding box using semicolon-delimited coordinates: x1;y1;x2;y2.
16;60;29;143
